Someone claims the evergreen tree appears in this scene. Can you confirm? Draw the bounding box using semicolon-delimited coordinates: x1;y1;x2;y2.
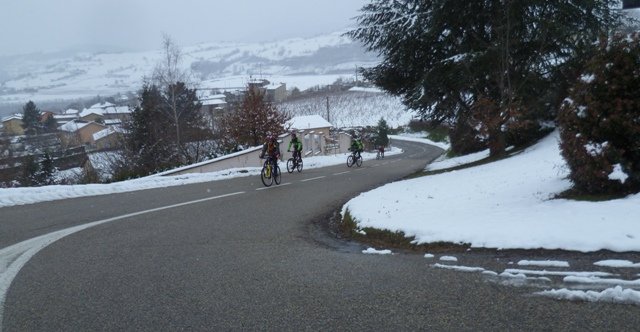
347;0;621;156
219;86;290;149
20;155;40;186
21;101;42;135
121;85;175;177
558;33;640;195
37;151;56;185
43;113;59;133
118;82;207;179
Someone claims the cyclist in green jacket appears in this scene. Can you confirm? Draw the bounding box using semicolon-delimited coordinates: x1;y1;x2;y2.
350;137;364;158
287;132;303;162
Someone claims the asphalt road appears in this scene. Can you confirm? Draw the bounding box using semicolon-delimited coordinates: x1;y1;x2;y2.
1;140;639;331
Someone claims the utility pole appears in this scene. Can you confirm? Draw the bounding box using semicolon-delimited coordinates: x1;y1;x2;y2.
326;96;330;124
355;65;358;85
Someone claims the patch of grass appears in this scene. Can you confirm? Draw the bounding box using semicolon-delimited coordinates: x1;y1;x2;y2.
339;210;470;253
426;127;449;143
339;209;360;238
555;188;630;201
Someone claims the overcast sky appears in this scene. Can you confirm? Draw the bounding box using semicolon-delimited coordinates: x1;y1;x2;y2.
0;0;369;56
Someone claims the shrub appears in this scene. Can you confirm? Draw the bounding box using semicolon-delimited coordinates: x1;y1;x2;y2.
449;112;487;155
558;33;640;195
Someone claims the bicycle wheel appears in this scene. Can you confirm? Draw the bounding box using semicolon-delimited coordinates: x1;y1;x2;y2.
260;164;273;187
286;158;294;173
296;158;303;172
347;155;355;167
356;155;363;167
376;152;381;160
274;165;281;184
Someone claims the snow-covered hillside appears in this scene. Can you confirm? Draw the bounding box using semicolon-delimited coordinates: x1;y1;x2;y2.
280;88;416;128
0;31;378;115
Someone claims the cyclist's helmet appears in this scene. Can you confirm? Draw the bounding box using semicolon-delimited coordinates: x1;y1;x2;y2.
291;132;297;139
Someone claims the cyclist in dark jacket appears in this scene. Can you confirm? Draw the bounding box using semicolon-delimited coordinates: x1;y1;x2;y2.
287;132;303;162
260;134;281;171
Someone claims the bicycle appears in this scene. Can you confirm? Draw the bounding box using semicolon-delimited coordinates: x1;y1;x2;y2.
376;148;384;160
347;150;363;167
260;156;281;187
286;150;303;173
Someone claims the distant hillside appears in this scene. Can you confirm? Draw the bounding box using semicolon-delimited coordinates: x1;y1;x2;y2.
0;31;378;117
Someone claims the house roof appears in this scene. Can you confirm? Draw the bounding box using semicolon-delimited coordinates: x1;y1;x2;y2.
88;101;115;109
54;114;79;120
59;120;90;132
58;120;105;133
79;105;131;118
1;114;22;122
64;108;80;114
201;98;227;106
93;126;124;141
266;82;285;89
104;119;122;125
286;115;332;130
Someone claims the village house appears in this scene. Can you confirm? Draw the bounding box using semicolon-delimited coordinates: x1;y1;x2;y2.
282;114;341;158
54;109;81;127
247;78;287;102
92;126;125;150
199;93;229;131
79;102;132;125
266;82;287;103
1;114;25;136
58;120;108;148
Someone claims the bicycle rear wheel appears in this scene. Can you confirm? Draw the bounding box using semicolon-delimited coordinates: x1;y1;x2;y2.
260;165;273;186
296;158;303;172
356;156;363;167
286;158;294;173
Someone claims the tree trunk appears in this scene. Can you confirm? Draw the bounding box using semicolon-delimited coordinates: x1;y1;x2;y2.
488;127;506;157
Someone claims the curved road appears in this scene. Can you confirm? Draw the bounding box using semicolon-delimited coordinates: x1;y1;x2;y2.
1;140;638;330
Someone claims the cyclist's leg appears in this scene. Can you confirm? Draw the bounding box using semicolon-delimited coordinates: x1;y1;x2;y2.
272;157;278;174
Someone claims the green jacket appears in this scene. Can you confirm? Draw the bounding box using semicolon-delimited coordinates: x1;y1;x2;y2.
351;140;363;151
288;137;303;151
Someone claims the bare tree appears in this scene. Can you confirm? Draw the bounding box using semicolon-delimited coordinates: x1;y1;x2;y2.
150;34;200;162
219;86;290;150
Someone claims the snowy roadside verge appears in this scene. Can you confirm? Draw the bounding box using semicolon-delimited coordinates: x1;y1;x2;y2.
342;131;640;253
0;147;403;208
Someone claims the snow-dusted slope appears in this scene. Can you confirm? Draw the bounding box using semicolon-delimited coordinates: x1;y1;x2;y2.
0;31;378;109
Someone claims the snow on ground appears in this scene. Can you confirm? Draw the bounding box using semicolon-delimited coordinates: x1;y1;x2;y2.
517;260;570;268
536;286;640;306
341;131;640;306
362;248;393;255
343;131;640;253
594;260;640;268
